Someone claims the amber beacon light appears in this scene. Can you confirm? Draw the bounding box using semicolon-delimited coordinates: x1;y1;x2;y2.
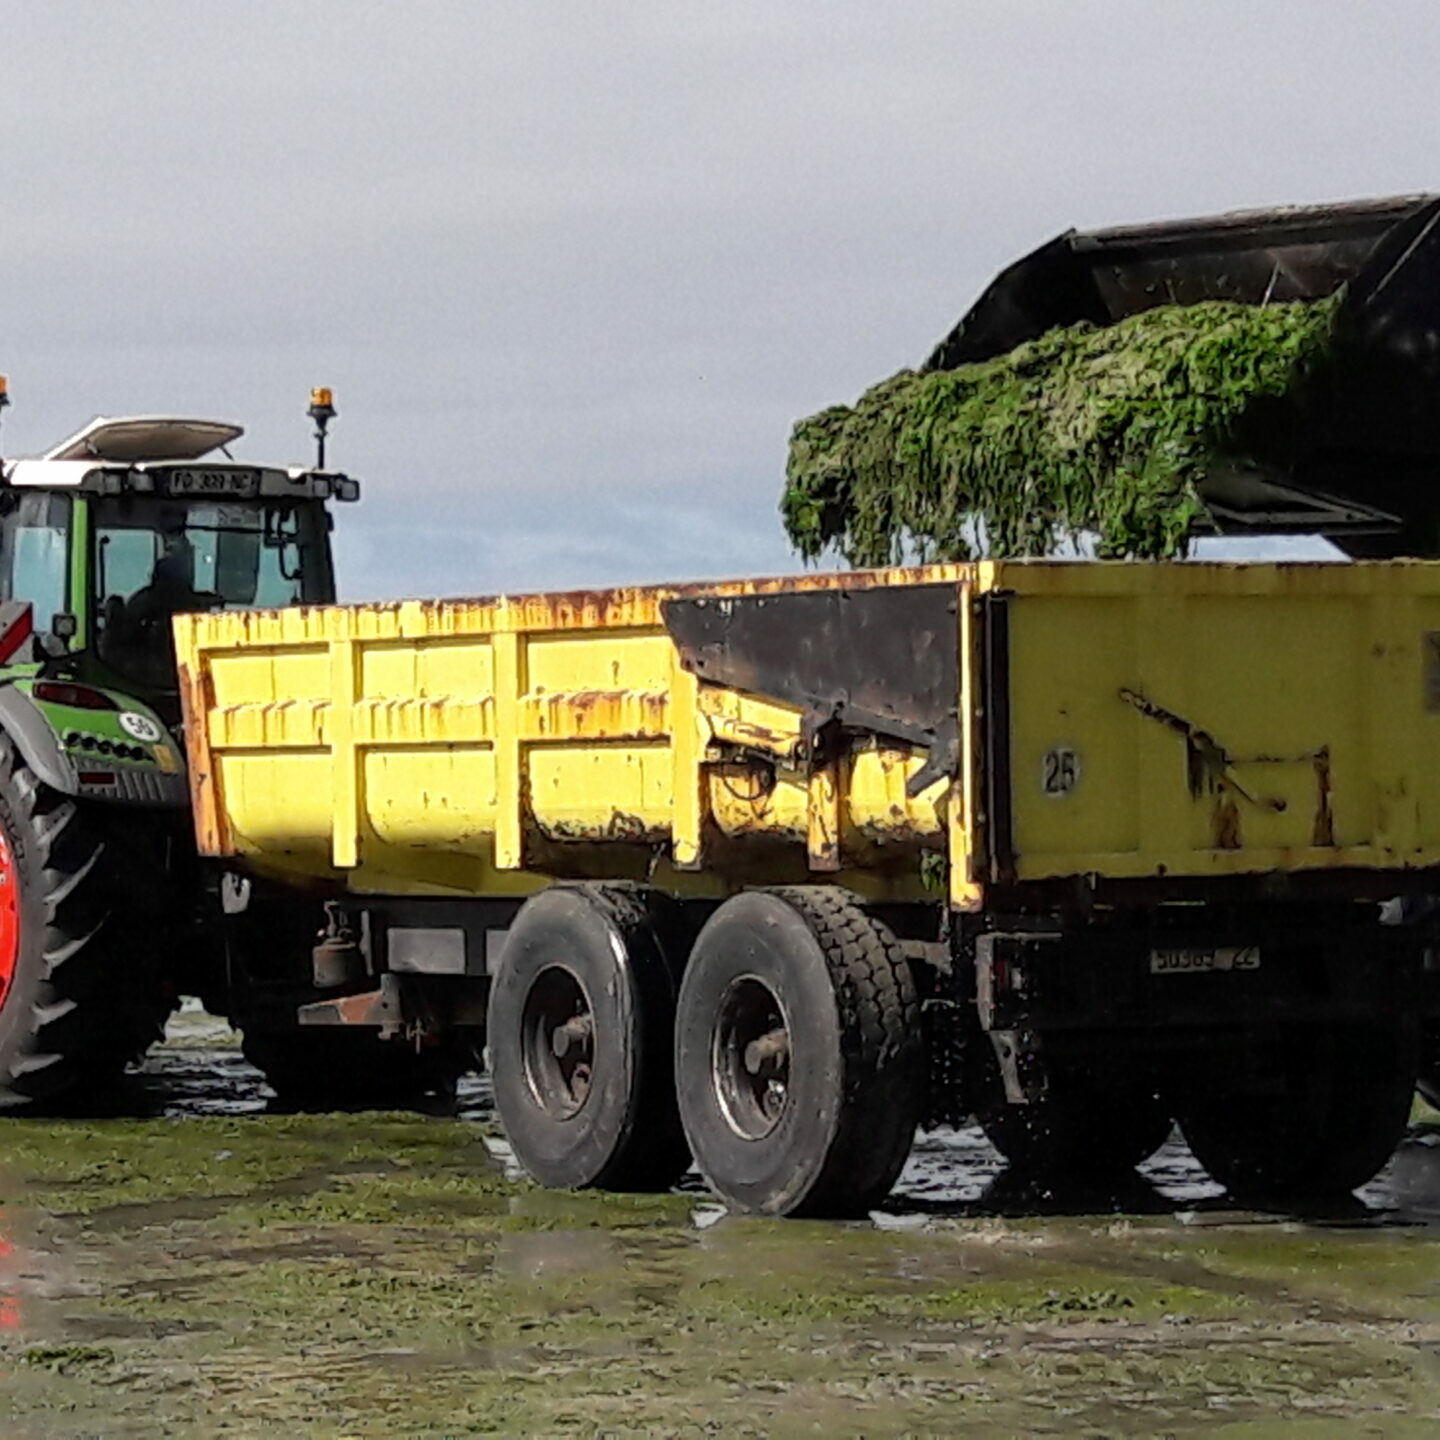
308;386;336;468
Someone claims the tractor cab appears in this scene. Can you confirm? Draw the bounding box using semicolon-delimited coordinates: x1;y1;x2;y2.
0;391;360;1106
0;396;359;722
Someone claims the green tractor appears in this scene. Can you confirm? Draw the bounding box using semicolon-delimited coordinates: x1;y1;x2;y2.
0;385;360;1107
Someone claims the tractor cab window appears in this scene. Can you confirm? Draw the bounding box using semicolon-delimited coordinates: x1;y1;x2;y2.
93;497;327;690
0;491;71;645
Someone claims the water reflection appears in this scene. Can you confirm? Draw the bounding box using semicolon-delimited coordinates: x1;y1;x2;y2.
0;1228;23;1333
0;1201;102;1339
1382;1125;1440;1221
94;1007;1440;1231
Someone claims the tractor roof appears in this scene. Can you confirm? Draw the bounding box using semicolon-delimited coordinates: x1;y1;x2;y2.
42;416;244;463
0;415;359;502
1;417;253;491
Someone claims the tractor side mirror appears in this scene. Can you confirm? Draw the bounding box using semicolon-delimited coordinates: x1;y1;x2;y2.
35;612;79;657
33;610;77;658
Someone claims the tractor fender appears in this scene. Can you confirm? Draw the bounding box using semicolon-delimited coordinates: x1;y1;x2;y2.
0;684;78;794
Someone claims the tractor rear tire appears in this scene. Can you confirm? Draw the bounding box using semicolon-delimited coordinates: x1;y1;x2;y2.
241;1026;470;1109
0;744;170;1107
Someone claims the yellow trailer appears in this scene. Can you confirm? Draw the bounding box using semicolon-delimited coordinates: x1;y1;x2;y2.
175;560;1440;1215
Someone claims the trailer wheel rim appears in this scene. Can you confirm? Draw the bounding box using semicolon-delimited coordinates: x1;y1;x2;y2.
0;827;18;1012
520;965;595;1120
712;975;790;1140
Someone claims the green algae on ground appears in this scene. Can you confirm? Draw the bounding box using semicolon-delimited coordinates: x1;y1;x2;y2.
1136;1224;1440;1324
782;296;1338;565
0;1112;506;1219
21;1342;114;1372
2;1109;1439;1436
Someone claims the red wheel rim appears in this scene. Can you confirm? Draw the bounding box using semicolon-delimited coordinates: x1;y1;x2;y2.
0;827;18;1011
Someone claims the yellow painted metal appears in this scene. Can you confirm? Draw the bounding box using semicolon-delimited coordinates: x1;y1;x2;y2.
174;560;1440;905
174;572;953;900
991;560;1440;883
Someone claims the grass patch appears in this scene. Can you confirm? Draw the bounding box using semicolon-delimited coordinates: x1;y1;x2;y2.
22;1343;114;1373
0;1113;498;1219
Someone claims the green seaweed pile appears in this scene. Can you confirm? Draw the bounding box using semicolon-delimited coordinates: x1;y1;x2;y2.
782;295;1339;564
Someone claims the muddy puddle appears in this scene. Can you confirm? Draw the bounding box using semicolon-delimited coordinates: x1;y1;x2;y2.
0;1001;1435;1436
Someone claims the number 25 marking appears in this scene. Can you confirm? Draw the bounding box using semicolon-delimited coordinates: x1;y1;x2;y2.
1042;746;1080;796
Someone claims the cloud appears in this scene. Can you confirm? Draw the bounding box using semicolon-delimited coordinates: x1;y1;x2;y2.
4;2;1439;597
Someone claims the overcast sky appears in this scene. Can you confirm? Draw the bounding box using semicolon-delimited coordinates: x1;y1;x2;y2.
4;2;1437;599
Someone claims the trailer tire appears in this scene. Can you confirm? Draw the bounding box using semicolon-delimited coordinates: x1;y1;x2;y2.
674;887;922;1217
1419;1023;1440;1112
969;1033;1171;1182
0;744;169;1107
242;1028;470;1108
1173;1021;1418;1200
488;883;690;1192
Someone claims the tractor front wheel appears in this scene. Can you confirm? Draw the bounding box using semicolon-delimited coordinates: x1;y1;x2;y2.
0;744;169;1107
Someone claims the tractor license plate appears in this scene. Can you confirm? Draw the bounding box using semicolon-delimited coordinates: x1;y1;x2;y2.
164;467;259;497
1150;946;1260;975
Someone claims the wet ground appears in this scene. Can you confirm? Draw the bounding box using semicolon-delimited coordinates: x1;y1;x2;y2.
0;1005;1437;1437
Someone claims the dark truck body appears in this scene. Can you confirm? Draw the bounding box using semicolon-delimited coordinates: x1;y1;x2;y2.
931;193;1440;552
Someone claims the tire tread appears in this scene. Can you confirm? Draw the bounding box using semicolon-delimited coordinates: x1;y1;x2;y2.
760;886;922;1216
555;881;691;1192
1;744;170;1103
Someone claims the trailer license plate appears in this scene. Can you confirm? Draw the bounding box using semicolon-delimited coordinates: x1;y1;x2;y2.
1150;946;1259;975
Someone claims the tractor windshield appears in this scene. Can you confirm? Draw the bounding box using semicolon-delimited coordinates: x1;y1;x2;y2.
93;496;331;691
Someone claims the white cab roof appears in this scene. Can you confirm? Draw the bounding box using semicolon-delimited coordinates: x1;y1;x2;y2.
2;459;102;488
42;416;244;463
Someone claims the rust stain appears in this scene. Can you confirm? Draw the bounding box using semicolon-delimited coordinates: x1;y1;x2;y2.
699;712;801;761
1120;687;1286;813
175;659;229;857
1212;785;1242;850
536;810;667;845
186;565;971;646
1311;745;1335;847
296;987;395;1027
1120;687;1230;798
806;762;843;873
605;810;652;842
417;569;956;636
1424;632;1440;713
854;818;942;848
520;689;670;741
